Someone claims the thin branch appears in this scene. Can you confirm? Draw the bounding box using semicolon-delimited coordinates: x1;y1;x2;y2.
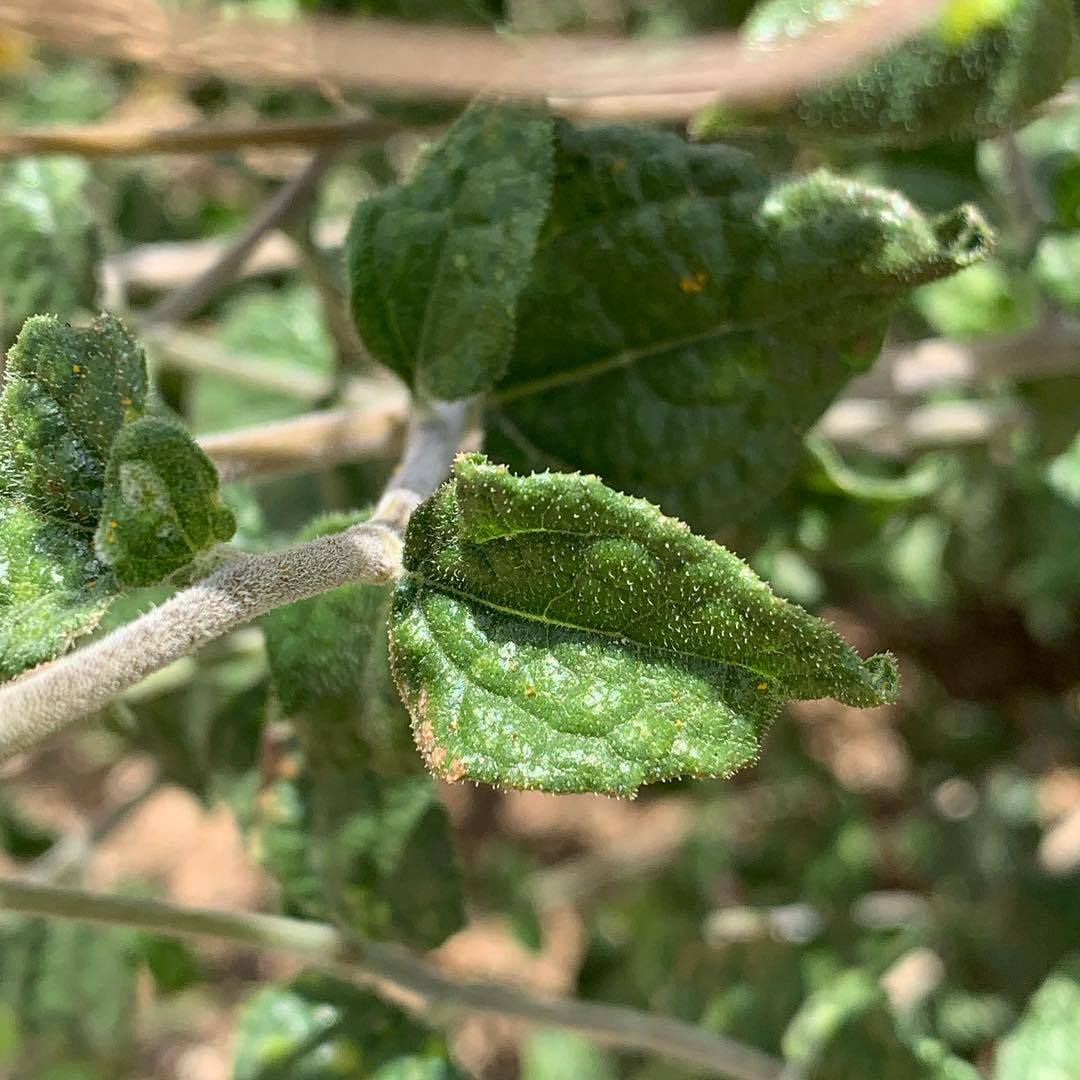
0;400;468;762
0;114;406;159
0;0;944;120
200;398;407;483
0;878;783;1080
145;149;340;326
106;218;349;294
24;771;163;884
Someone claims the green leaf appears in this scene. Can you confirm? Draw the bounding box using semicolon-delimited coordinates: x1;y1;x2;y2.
783;970;980;1080
261;512;466;949
692;0;1075;145
0;916;137;1076
94;417;236;587
1033;231;1080;310
0;314;234;678
485;122;991;532
0;159;99;348
1047;433;1080;506
522;1030;618;1080
389;454;898;795
346;101;554;399
233;971;465;1080
994;972;1080;1078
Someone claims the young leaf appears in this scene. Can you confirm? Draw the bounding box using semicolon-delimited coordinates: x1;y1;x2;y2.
0;314;234;679
692;0;1075;145
233;970;465;1080
346;101;554;399
485;122;992;532
95;416;236;587
0;159;99;349
389;454;898;796
993;972;1080;1078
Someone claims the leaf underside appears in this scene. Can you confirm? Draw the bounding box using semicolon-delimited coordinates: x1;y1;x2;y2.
390;455;899;796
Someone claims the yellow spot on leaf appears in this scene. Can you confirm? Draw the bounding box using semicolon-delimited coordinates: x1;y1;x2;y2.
525;685;537;697
613;157;626;173
756;681;769;691
678;270;709;294
71;364;82;374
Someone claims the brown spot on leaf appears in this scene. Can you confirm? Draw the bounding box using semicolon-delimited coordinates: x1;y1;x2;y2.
445;758;468;784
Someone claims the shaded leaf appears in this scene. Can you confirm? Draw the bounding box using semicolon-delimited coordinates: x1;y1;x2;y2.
485;122;991;532
0;159;99;349
693;0;1074;146
261;513;465;949
233;971;464;1080
994;972;1080;1079
346;100;554;399
390;455;898;795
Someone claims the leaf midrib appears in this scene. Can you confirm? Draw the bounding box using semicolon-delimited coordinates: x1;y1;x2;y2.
490;279;897;405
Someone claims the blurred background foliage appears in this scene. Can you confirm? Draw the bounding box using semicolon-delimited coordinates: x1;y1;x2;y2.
0;0;1078;1077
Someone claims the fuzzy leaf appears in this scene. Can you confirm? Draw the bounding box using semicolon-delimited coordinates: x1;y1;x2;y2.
389;455;897;795
485;122;992;532
994;972;1080;1079
0;159;99;348
0;314;233;678
693;0;1075;145
233;971;464;1080
261;513;466;949
95;417;236;587
346;101;554;399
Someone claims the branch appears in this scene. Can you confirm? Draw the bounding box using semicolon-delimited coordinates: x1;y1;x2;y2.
0;114;406;159
0;878;783;1080
0;400;468;763
0;0;944;120
145;149;339;326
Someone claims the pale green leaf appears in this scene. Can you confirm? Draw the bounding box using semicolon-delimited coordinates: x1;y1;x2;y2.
346;101;554;399
233;971;464;1080
692;0;1075;145
1033;232;1080;310
485;122;991;532
994;973;1080;1079
0;159;99;348
389;454;897;795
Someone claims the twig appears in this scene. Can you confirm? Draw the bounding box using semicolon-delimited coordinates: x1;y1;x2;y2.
106;218;349;294
145;149;340;326
23;771;163;884
0;114;406;159
0;0;944;120
0;878;783;1080
200;398;407;483
0;400;467;762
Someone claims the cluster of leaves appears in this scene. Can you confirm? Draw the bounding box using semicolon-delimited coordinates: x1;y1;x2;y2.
1;0;1079;1075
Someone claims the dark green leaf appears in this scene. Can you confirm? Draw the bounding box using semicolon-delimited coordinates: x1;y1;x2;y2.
134;934;202;996
485;122;991;532
346;101;554;399
0;159;99;349
994;972;1080;1078
389;454;898;795
233;971;464;1080
693;0;1075;145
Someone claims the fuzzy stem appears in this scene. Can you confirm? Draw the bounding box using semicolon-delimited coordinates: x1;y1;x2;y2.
0;400;468;762
0;878;783;1080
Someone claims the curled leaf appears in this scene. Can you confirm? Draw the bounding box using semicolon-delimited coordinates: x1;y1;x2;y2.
390;455;898;795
